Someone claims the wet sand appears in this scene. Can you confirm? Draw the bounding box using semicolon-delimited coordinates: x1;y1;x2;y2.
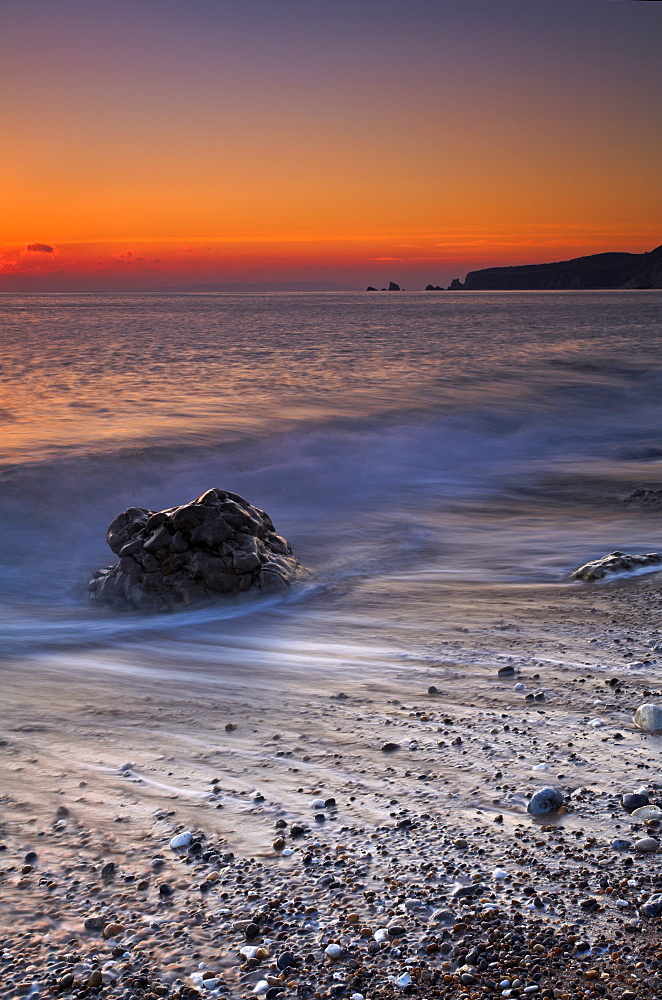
1;575;661;999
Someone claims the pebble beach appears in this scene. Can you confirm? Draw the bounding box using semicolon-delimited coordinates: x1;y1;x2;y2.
2;573;661;1000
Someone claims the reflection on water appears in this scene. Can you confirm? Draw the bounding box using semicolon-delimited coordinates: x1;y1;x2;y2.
1;290;661;658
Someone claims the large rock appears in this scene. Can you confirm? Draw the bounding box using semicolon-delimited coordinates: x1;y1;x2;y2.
89;489;305;611
633;704;662;733
570;550;662;582
526;786;564;815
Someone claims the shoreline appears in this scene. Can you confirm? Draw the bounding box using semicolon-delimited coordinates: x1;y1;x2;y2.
1;575;661;999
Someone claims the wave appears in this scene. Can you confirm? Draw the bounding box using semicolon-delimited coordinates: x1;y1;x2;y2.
1;348;662;657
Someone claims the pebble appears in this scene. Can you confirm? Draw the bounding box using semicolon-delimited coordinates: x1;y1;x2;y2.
631;805;662;821
526;786;564;815
634;837;659;853
622;791;649;812
639;893;662;918
325;943;342;959
169;831;192;849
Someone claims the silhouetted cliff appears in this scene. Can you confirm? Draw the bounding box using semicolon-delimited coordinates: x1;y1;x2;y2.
455;244;662;290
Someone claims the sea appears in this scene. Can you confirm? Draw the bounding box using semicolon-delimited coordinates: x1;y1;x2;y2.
1;290;661;675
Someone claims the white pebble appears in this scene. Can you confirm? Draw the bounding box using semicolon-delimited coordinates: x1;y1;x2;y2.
282;848;294;857
240;946;260;959
395;972;412;988
169;831;192;849
588;718;604;728
351;994;365;1000
253;981;268;995
514;683;525;691
311;798;327;809
325;943;342;958
532;763;549;771
492;868;508;880
373;928;389;942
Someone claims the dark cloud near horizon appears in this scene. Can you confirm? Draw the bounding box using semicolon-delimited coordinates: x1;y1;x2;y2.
26;243;54;253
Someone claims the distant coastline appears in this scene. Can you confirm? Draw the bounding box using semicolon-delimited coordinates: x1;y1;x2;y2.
448;243;662;291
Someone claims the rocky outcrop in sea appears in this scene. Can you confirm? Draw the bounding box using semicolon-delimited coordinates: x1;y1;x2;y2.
570;549;662;582
89;489;305;610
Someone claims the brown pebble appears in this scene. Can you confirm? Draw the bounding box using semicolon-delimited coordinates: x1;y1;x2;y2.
102;922;125;938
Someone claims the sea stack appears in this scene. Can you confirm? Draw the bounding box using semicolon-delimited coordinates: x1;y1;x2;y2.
89;489;305;611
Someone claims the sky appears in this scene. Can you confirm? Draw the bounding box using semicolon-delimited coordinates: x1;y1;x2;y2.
1;0;661;290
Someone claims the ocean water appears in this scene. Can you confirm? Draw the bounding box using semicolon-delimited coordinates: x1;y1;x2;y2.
1;290;661;667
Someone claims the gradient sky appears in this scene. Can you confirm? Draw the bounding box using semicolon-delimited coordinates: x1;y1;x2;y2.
1;0;661;290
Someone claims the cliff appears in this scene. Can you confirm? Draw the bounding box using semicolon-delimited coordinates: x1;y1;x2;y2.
456;244;662;290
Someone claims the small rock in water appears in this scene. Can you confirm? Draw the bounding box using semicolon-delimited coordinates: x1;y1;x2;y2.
527;786;564;815
381;742;401;753
633;703;662;732
169;831;193;849
311;798;327;810
325;943;342;959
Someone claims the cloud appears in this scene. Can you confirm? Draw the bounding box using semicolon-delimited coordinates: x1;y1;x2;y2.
26;243;54;253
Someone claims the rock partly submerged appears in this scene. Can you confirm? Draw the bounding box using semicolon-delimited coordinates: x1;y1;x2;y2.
570;550;662;582
89;488;306;611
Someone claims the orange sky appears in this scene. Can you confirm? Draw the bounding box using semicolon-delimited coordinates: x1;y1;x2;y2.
1;0;660;289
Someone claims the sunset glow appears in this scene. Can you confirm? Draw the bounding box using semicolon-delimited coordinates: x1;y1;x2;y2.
1;0;660;289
